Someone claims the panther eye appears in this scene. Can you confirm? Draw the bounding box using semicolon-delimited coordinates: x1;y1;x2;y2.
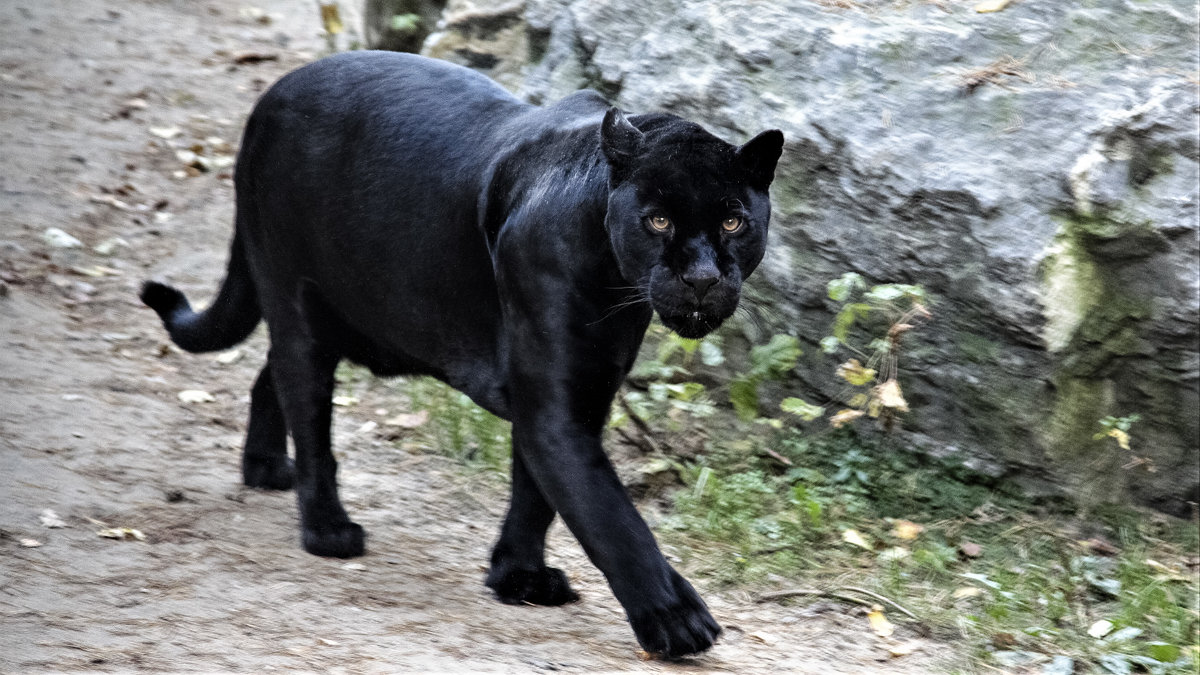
721;216;744;233
648;215;672;232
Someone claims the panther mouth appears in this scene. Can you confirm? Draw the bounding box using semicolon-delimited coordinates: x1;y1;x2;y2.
660;309;724;339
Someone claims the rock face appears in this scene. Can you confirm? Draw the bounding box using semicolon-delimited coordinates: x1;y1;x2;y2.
381;0;1199;513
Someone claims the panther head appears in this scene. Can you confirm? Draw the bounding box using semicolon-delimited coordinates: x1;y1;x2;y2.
601;108;784;339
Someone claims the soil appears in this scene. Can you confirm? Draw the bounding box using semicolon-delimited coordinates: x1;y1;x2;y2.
0;1;950;672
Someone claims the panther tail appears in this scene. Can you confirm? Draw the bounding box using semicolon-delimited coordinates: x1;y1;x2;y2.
140;230;261;353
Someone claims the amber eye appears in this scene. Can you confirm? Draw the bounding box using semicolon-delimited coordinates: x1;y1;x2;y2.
721;216;743;233
648;215;672;231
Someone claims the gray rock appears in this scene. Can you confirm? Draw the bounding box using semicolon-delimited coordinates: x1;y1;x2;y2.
407;0;1199;512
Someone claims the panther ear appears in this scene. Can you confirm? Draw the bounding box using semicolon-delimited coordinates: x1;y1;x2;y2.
600;107;644;176
736;129;785;188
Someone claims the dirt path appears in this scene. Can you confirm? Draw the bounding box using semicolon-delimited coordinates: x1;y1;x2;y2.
0;2;948;672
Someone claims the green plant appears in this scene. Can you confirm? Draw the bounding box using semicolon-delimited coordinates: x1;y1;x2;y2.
729;333;802;421
819;273;930;432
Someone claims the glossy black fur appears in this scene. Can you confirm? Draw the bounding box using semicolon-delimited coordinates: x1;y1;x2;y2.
141;51;783;658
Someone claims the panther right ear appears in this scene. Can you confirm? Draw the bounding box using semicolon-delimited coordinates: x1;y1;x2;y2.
600;107;644;177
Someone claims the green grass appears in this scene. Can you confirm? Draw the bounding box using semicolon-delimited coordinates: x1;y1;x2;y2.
659;428;1200;673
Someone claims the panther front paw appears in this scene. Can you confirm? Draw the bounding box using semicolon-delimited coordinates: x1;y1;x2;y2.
301;520;365;558
486;566;580;606
243;455;295;490
626;570;721;658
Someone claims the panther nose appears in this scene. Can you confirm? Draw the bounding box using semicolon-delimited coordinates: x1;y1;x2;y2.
682;271;720;300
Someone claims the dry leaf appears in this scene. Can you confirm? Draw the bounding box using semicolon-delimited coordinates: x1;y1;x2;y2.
1106;428;1131;450
215;349;242;365
952;586;983;599
748;631;778;646
836;359;877;386
319;3;344;34
20;538;42;548
331;395;358;407
830;409;864;428
40;509;66;528
874;379;909;411
892;519;923;540
148;126;181;139
178;390;215;404
842;528;872;550
1087;619;1113;638
974;0;1013;12
867;605;894;638
98;527;146;541
959;541;983;558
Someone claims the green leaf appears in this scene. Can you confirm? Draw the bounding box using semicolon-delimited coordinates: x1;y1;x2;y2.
780;397;824;421
827;272;866;302
819;335;840;354
389;12;421;32
832;303;872;341
665;382;705;402
1145;642;1180;664
865;283;926;304
730;378;759;421
748;334;801;380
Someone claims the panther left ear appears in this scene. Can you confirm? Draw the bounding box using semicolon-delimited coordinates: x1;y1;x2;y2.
600;107;644;178
736;129;785;188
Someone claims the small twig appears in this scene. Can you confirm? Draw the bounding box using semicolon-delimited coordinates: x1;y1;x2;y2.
757;586;920;622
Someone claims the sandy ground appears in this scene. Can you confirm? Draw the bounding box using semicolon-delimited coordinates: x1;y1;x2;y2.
0;1;952;672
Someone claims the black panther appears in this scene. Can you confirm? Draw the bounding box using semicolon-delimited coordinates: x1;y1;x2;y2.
142;51;783;658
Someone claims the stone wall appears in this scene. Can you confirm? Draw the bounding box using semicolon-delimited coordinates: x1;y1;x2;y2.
366;0;1199;514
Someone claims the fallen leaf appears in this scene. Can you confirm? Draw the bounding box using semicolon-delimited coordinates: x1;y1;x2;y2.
92;237;129;256
1087;619;1114;638
952;586;983;600
892;519;923;540
384;410;429;428
842;528;872;550
98;527;146;541
635;650;655;661
42;227;83;249
878;546;911;562
1084;537;1119;556
959;541;983;558
148;126;182;139
747;631;778;645
341;562;366;572
867;605;894;637
830;409;864;428
70;265;121;278
178;390;215;404
39;509;66;528
331;395;358;407
992;632;1018;649
874;379;909;411
357;421;378;435
20;538;42;548
974;0;1013;12
215;349;243;365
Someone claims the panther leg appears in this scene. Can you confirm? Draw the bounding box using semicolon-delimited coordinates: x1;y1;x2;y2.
486;450;578;606
241;357;295;490
269;326;364;558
